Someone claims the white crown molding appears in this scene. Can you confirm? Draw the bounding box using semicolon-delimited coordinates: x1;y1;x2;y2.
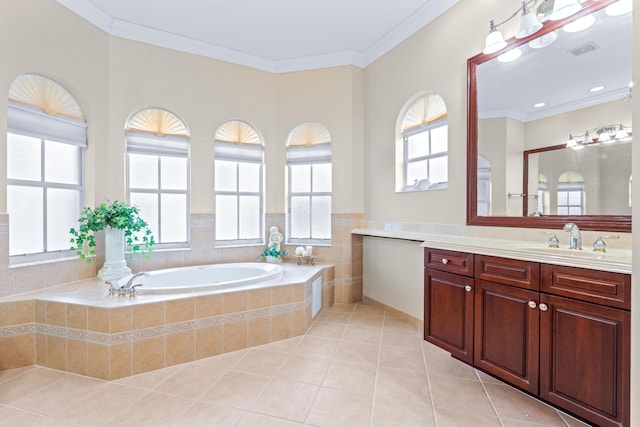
57;0;461;73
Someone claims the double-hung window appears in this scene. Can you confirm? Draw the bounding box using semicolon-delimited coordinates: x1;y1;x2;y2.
126;109;190;247
214;121;263;245
6;74;86;262
287;123;332;244
557;171;584;215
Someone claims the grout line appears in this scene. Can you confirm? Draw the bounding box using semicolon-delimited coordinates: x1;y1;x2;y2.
421;336;439;426
475;369;506;427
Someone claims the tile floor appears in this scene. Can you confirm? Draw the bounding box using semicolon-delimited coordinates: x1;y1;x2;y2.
0;302;589;426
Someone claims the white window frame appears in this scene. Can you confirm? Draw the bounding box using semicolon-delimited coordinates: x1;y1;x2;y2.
402;119;448;192
286;144;332;245
7;102;86;264
126;132;190;249
214;141;264;246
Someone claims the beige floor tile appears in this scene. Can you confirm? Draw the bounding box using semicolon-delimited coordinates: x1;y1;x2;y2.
255;336;302;353
353;303;385;316
375;367;431;405
12;374;105;417
291;336;339;359
381;328;422;349
434;406;502;427
191;348;249;369
428;375;495;417
349;314;384;328
379;345;425;373
371;397;436;427
231;348;289;376
115;364;184;390
476;369;505;384
322;360;377;395
306;387;372;427
342;324;382;344
322;304;355;313
0;367;71;404
54;382;147;426
333;340;379;365
173;401;245;426
236;411;303;426
558;411;592;427
383;315;419;333
306;321;347;339
0;366;37;385
423;341;478;381
250;378;319;422
274;354;330;385
108;391;192;426
483;382;567;426
198;370;270;410
0;406;70;427
154;363;227;399
316;311;351;324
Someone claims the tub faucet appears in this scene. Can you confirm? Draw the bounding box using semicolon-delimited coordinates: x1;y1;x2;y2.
563;223;582;250
124;271;149;289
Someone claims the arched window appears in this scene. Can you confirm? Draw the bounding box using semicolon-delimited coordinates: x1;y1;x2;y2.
557;171;584;215
214;120;263;244
286;123;332;243
398;93;448;192
126;108;190;246
7;74;86;261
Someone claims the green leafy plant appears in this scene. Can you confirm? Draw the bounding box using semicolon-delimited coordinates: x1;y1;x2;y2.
257;246;288;261
69;200;155;262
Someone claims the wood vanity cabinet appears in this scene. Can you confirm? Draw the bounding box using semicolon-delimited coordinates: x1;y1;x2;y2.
424;248;474;364
424;248;631;427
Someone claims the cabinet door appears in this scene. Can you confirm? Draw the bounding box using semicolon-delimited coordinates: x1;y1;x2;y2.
424;269;474;364
474;280;539;393
539;294;630;427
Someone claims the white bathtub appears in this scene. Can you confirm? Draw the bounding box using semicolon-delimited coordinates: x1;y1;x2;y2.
132;262;283;295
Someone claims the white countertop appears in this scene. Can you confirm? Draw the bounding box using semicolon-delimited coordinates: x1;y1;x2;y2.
353;229;631;274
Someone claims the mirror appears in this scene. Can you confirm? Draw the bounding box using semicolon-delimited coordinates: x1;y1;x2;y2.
467;0;632;231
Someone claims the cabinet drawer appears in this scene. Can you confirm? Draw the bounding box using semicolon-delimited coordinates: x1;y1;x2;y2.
424;248;474;277
540;264;631;310
475;255;539;290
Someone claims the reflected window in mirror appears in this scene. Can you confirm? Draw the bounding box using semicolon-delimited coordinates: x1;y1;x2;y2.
397;93;448;192
477;155;492;215
537;174;548;215
557;172;584;215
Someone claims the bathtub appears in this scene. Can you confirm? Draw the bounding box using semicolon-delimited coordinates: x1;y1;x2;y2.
132;262;283;294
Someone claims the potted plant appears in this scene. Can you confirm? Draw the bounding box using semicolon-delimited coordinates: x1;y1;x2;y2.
70;200;155;280
257;246;288;263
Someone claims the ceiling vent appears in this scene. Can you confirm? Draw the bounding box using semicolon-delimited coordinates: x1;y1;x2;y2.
568;42;599;56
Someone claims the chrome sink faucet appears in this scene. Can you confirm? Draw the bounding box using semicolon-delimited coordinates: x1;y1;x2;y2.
563;223;582;250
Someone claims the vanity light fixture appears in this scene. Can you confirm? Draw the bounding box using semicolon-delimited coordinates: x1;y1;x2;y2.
563;13;596;32
566;134;577;148
483;20;508;54
567;124;632;148
528;30;557;49
498;47;522;62
534;102;546;108
549;0;582;20
483;1;544;54
605;0;632;16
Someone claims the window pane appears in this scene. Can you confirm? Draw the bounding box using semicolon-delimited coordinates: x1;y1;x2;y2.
429;156;448;183
161;193;187;243
239;195;260;239
406;160;428;187
7;133;41;181
568;191;582;205
239;162;260;193
45;140;80;185
215;195;238;240
129;193;159;240
161;157;188;191
129;154;158;189
215;160;237;192
47;188;80;251
8;185;43;255
558;192;568;205
407;132;429;159
312;164;332;193
569;206;582;215
311;196;331;239
290;165;311;193
290;196;310;238
558;207;568;215
431;125;448;154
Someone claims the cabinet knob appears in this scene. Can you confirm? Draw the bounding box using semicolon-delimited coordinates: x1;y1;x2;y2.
464;285;472;292
528;301;537;309
441;258;449;265
539;303;549;312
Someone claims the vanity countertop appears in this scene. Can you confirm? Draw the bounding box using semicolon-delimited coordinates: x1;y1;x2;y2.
352;228;631;274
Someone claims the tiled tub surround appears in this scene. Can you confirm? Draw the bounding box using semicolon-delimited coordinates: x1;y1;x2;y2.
0;213;363;305
0;263;333;380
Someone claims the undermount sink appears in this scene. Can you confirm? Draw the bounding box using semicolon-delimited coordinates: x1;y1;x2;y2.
516;246;631;262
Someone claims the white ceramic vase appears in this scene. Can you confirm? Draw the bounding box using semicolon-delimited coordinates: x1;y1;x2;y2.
97;227;132;281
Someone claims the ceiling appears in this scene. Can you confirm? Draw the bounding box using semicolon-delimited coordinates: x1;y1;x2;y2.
56;0;460;73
